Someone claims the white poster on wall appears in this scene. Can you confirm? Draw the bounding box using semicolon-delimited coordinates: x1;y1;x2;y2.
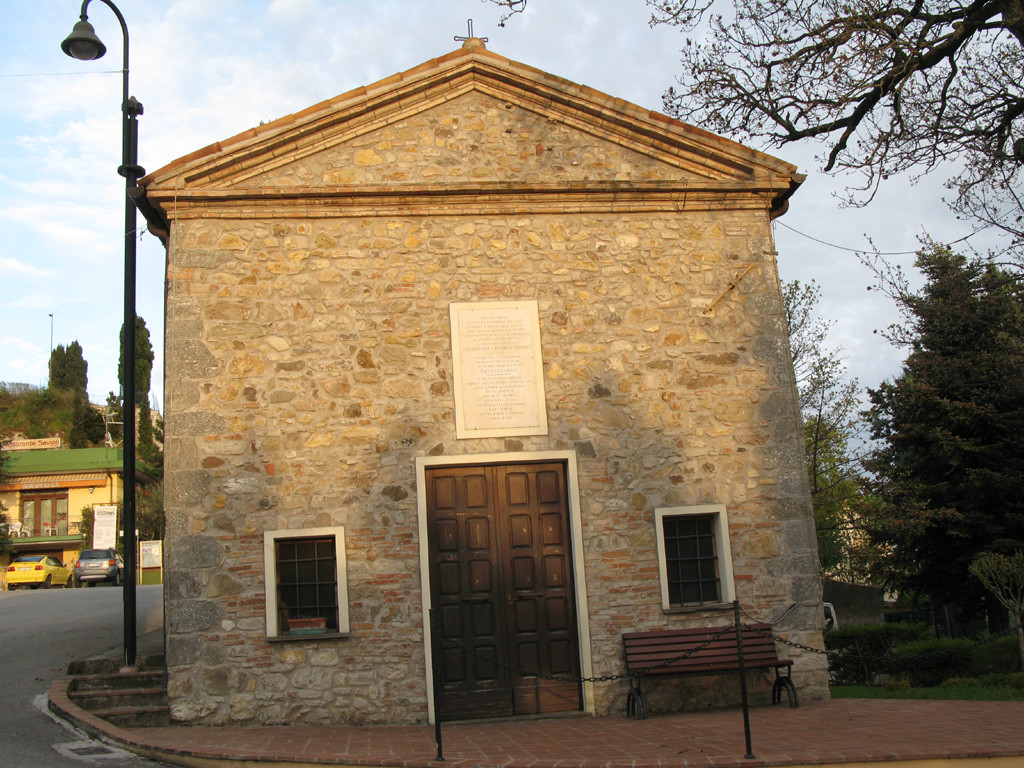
92;505;118;550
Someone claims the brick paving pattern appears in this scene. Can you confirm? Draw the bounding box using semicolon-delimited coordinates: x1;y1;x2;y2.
94;699;1024;767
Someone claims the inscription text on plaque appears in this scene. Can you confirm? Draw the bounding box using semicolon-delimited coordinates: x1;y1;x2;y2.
449;300;548;439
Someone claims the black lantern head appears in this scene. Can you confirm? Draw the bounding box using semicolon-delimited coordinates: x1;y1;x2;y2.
61;19;107;61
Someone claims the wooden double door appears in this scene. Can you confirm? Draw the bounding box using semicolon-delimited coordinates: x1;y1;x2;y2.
427;462;582;720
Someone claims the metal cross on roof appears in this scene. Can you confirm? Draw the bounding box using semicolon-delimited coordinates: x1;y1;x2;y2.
454;19;488;43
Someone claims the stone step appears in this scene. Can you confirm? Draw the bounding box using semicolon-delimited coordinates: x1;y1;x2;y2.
70;669;164;692
66;654;165;676
89;703;173;728
62;653;172;728
69;685;168;711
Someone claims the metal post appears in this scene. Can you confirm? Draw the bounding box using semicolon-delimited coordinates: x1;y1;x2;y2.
429;608;445;761
60;0;144;671
733;600;755;760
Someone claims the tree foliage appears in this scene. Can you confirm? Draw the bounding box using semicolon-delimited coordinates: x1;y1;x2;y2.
970;550;1024;667
490;0;1024;252
784;280;877;581
116;315;162;473
49;340;88;394
48;341;107;447
864;244;1024;616
69;390;107;449
77;505;94;551
118;316;154;405
0;447;10;556
0;385;71;440
137;398;164;473
137;481;164;542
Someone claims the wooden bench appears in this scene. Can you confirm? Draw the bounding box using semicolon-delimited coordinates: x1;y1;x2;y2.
622;623;798;719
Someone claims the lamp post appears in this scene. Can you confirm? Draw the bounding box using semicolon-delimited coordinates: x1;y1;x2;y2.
62;0;144;670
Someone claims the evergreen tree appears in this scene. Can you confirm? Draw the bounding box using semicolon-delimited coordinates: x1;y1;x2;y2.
118;316;153;405
116;316;162;472
49;340;88;393
138;398;163;473
865;245;1024;616
70;390;107;448
83;402;106;445
69;390;89;449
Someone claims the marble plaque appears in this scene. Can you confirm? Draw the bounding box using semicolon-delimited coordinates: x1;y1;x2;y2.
449;300;548;439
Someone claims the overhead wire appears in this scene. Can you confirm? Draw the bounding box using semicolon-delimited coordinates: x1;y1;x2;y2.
0;69;124;78
773;218;980;256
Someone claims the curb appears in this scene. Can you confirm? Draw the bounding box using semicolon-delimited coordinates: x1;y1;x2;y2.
47;675;404;767
47;676;241;768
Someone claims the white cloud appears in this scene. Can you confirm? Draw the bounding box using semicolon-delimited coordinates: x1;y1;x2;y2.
0;256;51;278
1;0;1004;406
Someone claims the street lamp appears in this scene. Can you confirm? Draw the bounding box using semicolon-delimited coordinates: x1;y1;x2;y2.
62;0;144;671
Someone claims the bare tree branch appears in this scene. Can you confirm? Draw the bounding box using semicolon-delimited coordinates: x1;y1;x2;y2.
488;0;1024;257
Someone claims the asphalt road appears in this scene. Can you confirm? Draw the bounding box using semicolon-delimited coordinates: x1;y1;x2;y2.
0;582;169;767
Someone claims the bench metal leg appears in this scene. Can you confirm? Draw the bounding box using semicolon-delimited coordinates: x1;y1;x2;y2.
772;667;799;708
626;677;648;720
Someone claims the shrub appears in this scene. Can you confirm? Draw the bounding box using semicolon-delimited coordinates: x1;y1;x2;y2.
891;638;973;687
968;635;1023;676
825;623;930;685
942;672;1024;689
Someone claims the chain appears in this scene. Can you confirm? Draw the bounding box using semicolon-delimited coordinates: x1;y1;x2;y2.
749;619;1023;664
745;624;834;656
437;612;1022;681
438;633;626;684
437;623;739;685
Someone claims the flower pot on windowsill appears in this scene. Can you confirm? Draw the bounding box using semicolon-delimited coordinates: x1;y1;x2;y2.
287;617;327;635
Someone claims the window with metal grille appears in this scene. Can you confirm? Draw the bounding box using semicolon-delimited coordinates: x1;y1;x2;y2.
654;505;735;611
662;514;719;605
264;527;349;639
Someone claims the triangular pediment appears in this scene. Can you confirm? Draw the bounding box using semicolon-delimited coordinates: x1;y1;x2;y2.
138;41;800;225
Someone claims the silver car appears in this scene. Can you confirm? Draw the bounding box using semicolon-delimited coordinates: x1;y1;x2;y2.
73;548;124;587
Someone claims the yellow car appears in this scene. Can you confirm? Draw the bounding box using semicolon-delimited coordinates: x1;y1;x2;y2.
6;555;74;590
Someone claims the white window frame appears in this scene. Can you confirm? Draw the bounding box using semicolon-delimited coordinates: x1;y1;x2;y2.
654;504;735;611
263;526;350;639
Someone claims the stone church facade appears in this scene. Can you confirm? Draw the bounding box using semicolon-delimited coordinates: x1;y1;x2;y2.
135;39;828;726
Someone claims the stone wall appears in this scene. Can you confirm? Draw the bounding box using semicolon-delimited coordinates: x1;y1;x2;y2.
162;203;828;725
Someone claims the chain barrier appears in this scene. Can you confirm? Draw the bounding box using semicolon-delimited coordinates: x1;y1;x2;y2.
436;606;1021;683
427;603;1020;761
749;619;1023;666
435;621;740;685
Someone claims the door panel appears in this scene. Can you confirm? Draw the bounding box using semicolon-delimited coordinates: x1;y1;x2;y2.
496;465;581;716
427;462;581;720
429;466;512;719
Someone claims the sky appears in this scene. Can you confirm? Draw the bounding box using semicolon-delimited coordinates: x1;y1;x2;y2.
0;0;1008;412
